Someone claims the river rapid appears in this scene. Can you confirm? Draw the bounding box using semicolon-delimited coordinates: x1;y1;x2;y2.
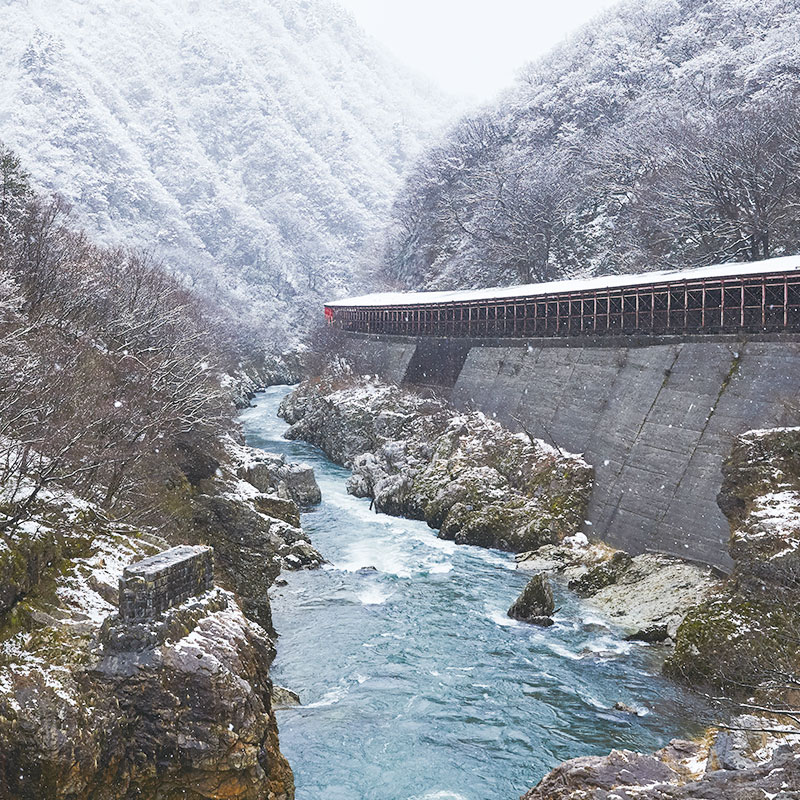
240;385;707;800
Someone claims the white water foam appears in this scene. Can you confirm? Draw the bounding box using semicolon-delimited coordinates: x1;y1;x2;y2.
411;532;458;553
305;685;350;708
585;636;634;656
580;614;612;630
358;586;392;605
337;538;412;577
409;792;469;800
545;641;582;661
486;608;521;628
579;692;608;710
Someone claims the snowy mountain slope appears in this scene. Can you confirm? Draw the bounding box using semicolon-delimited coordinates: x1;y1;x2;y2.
385;0;800;291
0;0;450;343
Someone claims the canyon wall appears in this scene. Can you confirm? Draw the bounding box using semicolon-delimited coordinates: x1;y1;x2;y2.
342;333;800;571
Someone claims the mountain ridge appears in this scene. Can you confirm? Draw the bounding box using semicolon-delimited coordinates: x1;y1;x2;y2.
0;0;452;343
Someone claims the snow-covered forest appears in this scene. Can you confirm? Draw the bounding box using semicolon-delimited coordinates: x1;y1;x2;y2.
0;0;449;346
0;146;241;522
384;0;800;291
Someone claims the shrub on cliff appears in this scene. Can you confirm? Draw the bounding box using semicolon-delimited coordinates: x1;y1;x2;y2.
0;143;253;530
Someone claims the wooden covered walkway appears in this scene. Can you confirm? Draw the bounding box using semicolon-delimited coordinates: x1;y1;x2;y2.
325;258;800;339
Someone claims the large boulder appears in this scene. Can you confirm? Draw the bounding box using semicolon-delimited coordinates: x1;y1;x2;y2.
238;450;321;506
253;493;301;528
523;748;680;799
517;544;720;642
508;573;555;625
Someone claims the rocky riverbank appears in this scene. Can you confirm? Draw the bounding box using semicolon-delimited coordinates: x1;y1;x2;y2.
523;723;799;799
279;369;593;553
523;426;800;799
516;536;721;643
0;434;323;799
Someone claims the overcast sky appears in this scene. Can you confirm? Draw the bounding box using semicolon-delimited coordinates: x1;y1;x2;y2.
337;0;620;101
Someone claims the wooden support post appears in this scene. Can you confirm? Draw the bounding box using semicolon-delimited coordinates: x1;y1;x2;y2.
665;287;670;330
701;280;706;329
651;287;655;329
785;278;789;328
684;285;688;331
741;283;745;328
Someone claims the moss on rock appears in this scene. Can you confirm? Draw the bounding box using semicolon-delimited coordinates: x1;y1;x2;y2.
281;373;594;555
666;427;800;702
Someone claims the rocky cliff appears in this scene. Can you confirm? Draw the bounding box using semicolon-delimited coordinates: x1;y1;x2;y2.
667;427;800;702
279;368;593;553
0;439;322;799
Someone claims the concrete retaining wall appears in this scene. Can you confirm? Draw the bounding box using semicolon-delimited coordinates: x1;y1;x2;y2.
342;334;800;571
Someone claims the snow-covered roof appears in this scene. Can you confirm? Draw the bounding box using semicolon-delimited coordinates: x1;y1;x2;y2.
326;255;800;308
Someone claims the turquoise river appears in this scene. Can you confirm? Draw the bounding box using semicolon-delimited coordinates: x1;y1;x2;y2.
240;385;707;800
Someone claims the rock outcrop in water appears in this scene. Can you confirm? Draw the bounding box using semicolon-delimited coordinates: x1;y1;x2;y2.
507;573;555;625
238;449;323;507
516;533;720;643
279;370;593;553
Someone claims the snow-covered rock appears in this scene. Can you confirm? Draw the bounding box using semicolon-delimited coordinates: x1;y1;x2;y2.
516;541;720;642
280;372;593;553
0;491;294;799
667;427;800;701
523;731;800;800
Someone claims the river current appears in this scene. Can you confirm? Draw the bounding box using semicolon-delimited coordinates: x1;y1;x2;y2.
240;386;706;800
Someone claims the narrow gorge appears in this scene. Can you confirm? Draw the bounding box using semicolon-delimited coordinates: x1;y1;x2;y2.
252;362;800;798
2;0;800;796
240;385;711;799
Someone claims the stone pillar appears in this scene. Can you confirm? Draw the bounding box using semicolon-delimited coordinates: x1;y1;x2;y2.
119;545;214;623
